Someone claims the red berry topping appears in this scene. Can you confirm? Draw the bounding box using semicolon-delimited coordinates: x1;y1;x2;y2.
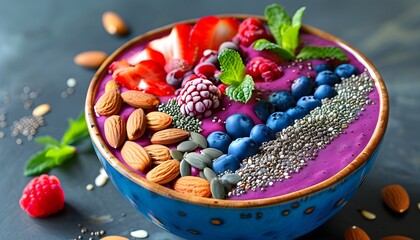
177;78;221;119
246;57;283;82
237;17;270;47
19;174;65;218
217;83;228;95
126;47;166;67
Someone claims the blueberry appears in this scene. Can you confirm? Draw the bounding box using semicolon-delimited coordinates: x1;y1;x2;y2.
218;41;240;53
250;124;276;146
225;114;255;139
314;84;337;100
314;63;332;73
207;131;232;153
268;91;296;112
212;154;240;174
254;100;275;122
315;70;340;86
296;96;322;111
228;137;259;161
166;69;186;88
285;106;309;121
266;112;293;132
291;76;315;100
334;63;359;79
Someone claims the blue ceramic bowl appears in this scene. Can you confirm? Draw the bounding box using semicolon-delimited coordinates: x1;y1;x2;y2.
85;16;389;240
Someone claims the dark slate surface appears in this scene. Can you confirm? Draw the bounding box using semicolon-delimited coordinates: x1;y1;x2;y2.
0;0;419;239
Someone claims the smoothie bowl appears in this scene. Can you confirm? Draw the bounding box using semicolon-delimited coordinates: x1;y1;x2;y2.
85;4;388;240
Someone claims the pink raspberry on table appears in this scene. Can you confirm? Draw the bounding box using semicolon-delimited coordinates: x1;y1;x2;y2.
246;56;283;82
176;78;221;119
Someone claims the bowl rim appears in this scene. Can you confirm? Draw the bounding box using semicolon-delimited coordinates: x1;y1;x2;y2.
85;14;389;208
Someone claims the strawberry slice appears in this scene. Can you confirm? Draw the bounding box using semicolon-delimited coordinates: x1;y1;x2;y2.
114;66;139;90
126;47;166;67
190;16;239;59
134;59;167;82
148;23;195;65
138;78;176;97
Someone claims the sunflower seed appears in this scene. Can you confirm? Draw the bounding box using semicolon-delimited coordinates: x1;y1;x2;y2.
359;209;376;220
200;148;223;160
190;132;208;148
203;167;217;182
177;140;198;152
130;229;148;239
170;149;184;160
180;159;191;177
210;178;225;199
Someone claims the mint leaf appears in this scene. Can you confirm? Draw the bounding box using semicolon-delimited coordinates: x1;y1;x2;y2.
225;75;255;103
45;145;76;165
61;112;89;145
281;25;301;54
253;39;295;60
35;136;61;147
218;49;245;87
265;4;291;44
297;46;348;61
292;7;306;27
24;148;57;176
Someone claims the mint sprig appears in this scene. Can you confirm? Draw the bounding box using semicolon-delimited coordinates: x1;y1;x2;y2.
218;49;255;103
254;4;348;61
24;112;89;176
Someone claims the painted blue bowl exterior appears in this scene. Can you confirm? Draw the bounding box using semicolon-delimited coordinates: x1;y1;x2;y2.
93;142;381;240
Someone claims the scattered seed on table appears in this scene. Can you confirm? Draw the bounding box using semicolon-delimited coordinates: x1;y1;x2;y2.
130;229;149;239
86;184;94;191
67;78;77;88
32;103;51;117
359;209;376;220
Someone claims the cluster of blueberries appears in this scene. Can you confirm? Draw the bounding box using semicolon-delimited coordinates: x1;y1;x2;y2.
206;63;359;175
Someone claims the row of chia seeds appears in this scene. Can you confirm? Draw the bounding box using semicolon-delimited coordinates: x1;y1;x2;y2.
229;70;375;197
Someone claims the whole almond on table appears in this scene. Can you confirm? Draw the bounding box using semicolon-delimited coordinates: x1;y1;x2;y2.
74;51;107;68
146;160;180;185
150;128;190;145
94;88;122;116
146;111;173;131
102;11;129;36
344;226;371;240
120;90;160;109
381;184;410;213
144;144;171;163
126;108;146;140
104;115;126;149
121;141;151;172
173;176;211;198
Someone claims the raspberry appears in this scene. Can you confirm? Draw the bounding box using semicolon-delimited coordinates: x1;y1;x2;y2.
237;17;270;47
19;174;65;217
246;57;283;82
177;78;221;119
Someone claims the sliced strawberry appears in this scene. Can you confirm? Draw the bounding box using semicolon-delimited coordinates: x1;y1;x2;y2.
109;59;131;73
126;47;166;67
190;16;240;59
138;78;176;96
114;66;140;90
148;23;195;65
134;59;167;83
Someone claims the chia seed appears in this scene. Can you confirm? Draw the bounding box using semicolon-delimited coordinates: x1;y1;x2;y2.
230;71;375;196
158;98;202;133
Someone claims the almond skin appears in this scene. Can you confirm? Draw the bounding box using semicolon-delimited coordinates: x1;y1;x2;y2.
381;184;410;213
102;11;129;35
94;88;122;116
121;90;160;109
146;111;173;131
150;128;189;145
126;108;146;140
74;51;107;68
121;141;151;172
344;226;371;240
173;176;211;198
104;115;126;149
146;160;180;185
144;144;171;162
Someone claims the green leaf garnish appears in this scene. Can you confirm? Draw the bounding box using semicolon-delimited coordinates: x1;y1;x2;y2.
253;39;294;60
297;46;348;61
218;49;246;87
24;112;89;176
225;75;255;103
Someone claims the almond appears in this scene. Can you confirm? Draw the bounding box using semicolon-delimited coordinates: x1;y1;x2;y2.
144;144;171;163
381;184;410;213
102;11;129;35
121;90;160;109
74;51;107;68
146;160;180;184
150;128;189;145
94;88;122;116
173;176;211;198
146;111;173;131
126;108;146;140
105;80;120;93
121;141;151;172
344;226;370;240
104;115;126;149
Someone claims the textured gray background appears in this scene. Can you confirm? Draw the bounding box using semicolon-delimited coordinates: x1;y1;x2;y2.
0;0;419;239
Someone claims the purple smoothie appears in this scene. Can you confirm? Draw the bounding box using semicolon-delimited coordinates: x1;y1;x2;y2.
93;31;380;200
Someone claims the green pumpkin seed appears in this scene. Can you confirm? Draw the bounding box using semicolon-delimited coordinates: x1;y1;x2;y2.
185;152;212;168
200;148;224;160
190;132;208;148
180;160;191;177
198;170;206;179
210;178;225;199
203;167;217;182
170;149;184;160
184;154;206;169
221;173;241;185
177;140;198;152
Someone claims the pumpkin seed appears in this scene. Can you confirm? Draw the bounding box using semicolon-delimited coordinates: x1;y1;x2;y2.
190;132;208;148
185;152;212;168
359;209;376;220
203;167;217;182
210;178;225;199
170;149;184;160
221;178;234;192
221;173;241;185
177;140;198;152
200;148;224;160
199;170;206;179
180;160;191;177
184;154;206;169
